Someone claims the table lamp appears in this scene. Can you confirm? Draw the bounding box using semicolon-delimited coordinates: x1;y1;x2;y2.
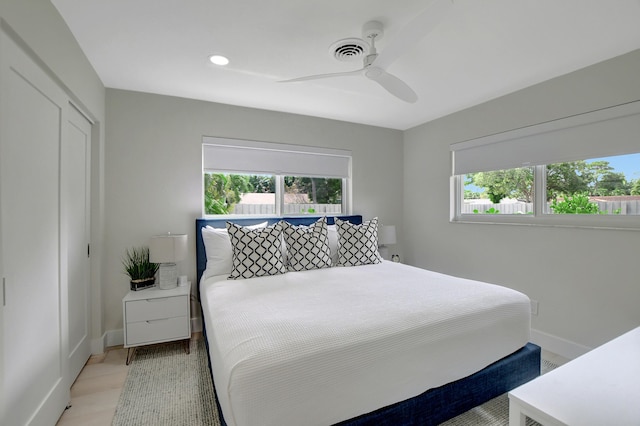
149;233;188;289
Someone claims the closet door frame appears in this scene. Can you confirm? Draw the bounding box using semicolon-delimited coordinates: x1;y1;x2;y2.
62;104;93;385
1;24;72;426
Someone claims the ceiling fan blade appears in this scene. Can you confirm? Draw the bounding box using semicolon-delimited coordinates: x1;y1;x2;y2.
365;68;418;103
374;0;453;70
279;69;363;83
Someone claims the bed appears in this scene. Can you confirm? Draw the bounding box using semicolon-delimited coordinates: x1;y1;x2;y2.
195;215;540;426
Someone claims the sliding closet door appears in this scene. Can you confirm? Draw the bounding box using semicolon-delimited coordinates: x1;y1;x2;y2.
63;105;92;384
0;30;70;425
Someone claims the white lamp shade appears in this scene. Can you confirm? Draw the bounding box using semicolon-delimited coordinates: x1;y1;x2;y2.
149;234;188;263
378;225;397;246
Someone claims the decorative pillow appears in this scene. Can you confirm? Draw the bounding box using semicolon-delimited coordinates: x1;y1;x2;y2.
282;217;332;271
336;217;383;267
227;221;287;279
201;222;267;278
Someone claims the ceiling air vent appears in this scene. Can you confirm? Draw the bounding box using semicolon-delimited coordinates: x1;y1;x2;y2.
329;38;368;62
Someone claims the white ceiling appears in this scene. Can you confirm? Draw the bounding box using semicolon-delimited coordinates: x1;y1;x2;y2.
51;0;640;130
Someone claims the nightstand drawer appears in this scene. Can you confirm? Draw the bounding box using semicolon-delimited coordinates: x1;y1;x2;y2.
125;295;187;323
125;316;189;346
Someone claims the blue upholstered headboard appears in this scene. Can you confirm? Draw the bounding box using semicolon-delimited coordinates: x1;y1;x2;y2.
195;215;363;287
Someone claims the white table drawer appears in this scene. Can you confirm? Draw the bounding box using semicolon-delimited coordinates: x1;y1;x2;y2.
125;315;189;346
125;295;187;323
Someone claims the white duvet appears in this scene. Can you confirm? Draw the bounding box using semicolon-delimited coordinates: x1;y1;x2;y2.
200;262;530;426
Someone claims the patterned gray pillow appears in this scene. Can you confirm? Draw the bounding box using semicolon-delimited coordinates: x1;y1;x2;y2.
336;217;383;266
282;217;332;271
227;221;287;279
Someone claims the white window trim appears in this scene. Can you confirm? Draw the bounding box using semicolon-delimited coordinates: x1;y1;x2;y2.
202;137;352;217
451;168;640;231
450;100;640;231
203;175;349;218
276;175;285;216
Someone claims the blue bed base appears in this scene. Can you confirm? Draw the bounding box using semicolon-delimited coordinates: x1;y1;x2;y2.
337;343;540;426
195;215;541;426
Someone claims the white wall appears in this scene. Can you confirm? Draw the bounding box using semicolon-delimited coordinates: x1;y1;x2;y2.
104;89;403;333
0;0;106;346
404;49;640;356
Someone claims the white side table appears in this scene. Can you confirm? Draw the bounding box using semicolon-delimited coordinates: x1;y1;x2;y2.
508;326;640;426
122;284;191;364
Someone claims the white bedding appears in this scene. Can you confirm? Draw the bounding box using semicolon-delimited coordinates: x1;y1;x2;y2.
200;261;531;426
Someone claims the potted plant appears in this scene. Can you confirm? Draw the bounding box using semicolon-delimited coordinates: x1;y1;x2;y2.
123;246;159;291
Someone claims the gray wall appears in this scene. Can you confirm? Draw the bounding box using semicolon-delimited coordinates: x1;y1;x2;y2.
404;49;640;353
0;0;104;115
6;0;637;354
105;89;404;332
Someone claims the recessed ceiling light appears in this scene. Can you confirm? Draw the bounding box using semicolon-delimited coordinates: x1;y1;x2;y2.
208;54;229;66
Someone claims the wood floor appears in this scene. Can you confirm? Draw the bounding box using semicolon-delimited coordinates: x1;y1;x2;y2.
55;344;568;426
56;346;129;426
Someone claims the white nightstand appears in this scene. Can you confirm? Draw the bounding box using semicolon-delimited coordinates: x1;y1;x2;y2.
122;284;191;364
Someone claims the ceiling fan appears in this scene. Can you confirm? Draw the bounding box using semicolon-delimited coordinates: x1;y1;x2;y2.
279;0;454;103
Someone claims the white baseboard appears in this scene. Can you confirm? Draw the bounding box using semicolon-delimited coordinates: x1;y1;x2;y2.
531;328;592;360
90;332;108;355
106;328;124;348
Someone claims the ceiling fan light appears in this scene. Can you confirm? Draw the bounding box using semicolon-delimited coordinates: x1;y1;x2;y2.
208;54;229;66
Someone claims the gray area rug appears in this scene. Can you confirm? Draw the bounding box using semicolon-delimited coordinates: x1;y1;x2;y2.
112;338;219;426
113;340;557;425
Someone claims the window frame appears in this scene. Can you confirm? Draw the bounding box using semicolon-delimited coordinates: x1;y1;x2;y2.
202;137;352;218
450;100;640;231
282;175;345;215
452;164;640;231
202;172;349;218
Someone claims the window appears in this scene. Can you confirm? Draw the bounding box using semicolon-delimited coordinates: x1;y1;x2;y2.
451;101;640;228
203;173;275;215
202;137;351;216
284;176;343;214
546;153;640;215
463;167;533;215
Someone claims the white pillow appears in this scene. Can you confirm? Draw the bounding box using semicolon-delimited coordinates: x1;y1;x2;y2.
201;221;267;278
327;224;339;265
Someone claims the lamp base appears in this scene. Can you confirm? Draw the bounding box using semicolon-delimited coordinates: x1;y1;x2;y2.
158;263;178;289
378;245;390;260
